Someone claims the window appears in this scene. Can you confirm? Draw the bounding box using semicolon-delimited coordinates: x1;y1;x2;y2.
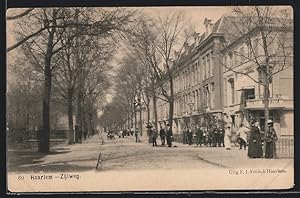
228;78;235;104
211;83;215;109
203;57;206;80
210;53;214;76
240;46;245;64
224;78;227;106
247;41;252;59
204;85;210;108
207;54;210;77
245;88;255;100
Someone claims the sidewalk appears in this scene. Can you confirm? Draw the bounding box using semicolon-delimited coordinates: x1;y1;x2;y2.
138;135;293;169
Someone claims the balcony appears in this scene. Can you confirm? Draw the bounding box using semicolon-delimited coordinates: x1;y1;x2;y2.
245;95;293;110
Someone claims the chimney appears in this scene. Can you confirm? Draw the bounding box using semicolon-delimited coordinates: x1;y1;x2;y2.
193;32;200;47
204;18;213;36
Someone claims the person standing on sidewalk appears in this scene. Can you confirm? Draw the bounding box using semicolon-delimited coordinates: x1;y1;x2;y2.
135;128;139;143
151;127;158;147
203;128;208;146
196;126;203;147
237;124;249;150
159;126;166;146
187;127;193;145
248;121;263;158
265;119;278;159
224;125;232;150
166;124;173;147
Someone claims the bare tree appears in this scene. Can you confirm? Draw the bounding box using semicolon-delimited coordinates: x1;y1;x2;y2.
217;6;293;152
127;12;194;130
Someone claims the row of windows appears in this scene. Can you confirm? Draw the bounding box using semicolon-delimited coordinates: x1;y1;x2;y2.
173;83;216;116
173;51;214;93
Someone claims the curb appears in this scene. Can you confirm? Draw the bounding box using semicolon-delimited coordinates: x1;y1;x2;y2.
196;155;230;168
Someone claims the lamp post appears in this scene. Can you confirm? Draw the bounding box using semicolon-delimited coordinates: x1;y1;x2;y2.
133;97;140;135
188;101;194;129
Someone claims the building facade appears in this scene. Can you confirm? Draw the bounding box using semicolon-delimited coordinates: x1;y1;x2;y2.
141;14;293;141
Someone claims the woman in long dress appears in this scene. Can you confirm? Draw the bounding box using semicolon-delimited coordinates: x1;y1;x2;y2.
224;126;231;150
248;121;263;158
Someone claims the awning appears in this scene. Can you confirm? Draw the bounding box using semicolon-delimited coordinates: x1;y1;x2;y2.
237;85;255;91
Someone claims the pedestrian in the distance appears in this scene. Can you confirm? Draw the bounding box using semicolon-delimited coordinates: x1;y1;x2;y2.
224;125;232;150
236;124;249;150
265;119;278;159
203;128;208;146
135;128;139;143
196;126;203;147
159;127;166;146
152;127;158;147
187;127;193;145
218;128;225;147
166;124;173;147
248;121;263;158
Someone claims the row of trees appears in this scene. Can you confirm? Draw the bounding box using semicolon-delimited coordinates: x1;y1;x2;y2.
7;8;137;152
99;11;194;132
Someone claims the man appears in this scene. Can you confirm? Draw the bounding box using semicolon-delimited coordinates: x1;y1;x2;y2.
218;128;225;147
187;127;193;145
236;124;249;150
135;128;139;143
166;124;173;147
159;127;166;146
203;128;208;146
152;127;158;147
212;126;218;147
196;126;203;147
265;119;278;159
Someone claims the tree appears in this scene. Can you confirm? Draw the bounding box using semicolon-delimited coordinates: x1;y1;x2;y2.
218;6;293;152
10;7;138;153
127;12;194;130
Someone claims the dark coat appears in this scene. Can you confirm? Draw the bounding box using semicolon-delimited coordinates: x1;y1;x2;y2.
196;128;203;138
248;126;263;158
166;128;173;138
159;128;166;137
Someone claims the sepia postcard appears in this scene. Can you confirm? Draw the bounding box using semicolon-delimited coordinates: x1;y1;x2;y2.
6;6;294;192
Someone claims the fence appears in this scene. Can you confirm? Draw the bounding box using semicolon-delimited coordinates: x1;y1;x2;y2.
276;138;294;158
172;133;294;158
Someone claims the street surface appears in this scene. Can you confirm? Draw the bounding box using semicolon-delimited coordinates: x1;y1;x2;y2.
8;133;293;173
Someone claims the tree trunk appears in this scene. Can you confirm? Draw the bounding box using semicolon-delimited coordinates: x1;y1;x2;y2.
40;60;52;153
146;102;150;124
263;79;270;157
168;78;174;129
67;89;74;144
139;105;142;136
39;23;55;153
152;94;158;130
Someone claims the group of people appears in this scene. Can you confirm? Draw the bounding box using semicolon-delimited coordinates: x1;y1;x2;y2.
178;119;278;159
148;124;173;147
183;127;225;147
118;128;137;137
247;119;278;159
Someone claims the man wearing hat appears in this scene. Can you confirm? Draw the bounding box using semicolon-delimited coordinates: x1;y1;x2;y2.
265;119;278;159
166;124;173;147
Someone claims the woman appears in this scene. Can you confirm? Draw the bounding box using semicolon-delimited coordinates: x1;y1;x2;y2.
224;125;232;150
265;119;278;159
236;124;249;150
248;121;263;158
